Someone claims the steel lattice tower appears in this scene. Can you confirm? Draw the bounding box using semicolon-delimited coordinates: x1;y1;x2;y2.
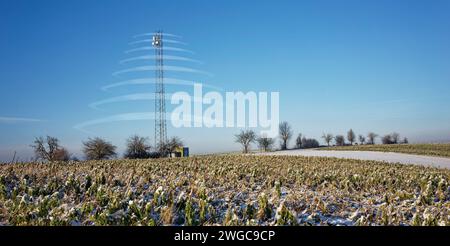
152;31;167;155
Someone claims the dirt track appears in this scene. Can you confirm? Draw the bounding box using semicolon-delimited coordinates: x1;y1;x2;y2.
257;149;450;169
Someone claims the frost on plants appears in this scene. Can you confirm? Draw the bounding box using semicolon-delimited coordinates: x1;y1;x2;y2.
0;155;449;226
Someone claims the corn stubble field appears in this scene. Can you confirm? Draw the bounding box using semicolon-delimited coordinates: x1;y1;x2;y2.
1;155;449;226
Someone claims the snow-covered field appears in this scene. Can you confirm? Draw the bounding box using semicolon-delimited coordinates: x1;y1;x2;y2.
1;155;449;226
257;149;450;169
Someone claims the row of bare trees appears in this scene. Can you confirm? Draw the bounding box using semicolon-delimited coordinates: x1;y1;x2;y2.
321;129;360;147
235;122;410;153
235;121;320;153
321;129;408;146
31;135;184;162
381;133;407;145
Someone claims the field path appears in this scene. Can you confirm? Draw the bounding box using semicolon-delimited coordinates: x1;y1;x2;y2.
257;149;450;169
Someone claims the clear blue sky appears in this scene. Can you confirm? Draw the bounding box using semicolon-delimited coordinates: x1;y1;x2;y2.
1;0;450;161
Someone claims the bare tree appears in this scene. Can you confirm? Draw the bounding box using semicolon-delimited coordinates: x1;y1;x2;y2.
347;129;356;145
166;136;184;157
367;132;378;145
295;134;302;149
322;133;333;147
124;135;151;159
335;135;346;146
402;137;409;144
235;130;256;153
391;132;400;144
257;135;274;152
382;134;394;145
82;137;117;160
302;138;320;149
358;135;366;145
31;136;70;161
10;151;17;164
54;148;70;161
279;121;293;150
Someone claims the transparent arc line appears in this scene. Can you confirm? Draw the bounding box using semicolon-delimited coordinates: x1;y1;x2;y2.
112;66;213;77
129;39;187;46
74;112;219;134
120;55;201;64
89;93;173;110
101;78;223;91
90;93;205;110
125;46;194;54
134;33;181;38
74;112;158;134
0;117;45;123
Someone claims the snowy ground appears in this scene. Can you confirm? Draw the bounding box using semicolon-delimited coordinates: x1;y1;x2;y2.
257;149;450;169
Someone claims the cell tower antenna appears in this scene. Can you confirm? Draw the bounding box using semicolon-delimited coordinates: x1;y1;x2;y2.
152;30;167;156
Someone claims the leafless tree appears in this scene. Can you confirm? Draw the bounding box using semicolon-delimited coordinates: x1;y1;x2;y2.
279;121;293;150
347;129;356;145
382;134;394;144
82;137;117;160
335;135;346;146
31;136;70;161
358;135;366;145
402;137;409;144
301;138;320;149
257;135;274;152
382;133;402;145
54;148;70;161
295;134;302;149
391;132;400;144
235;130;256;153
322;133;333;147
166;136;184;157
124;135;151;159
367;132;378;145
10;151;17;164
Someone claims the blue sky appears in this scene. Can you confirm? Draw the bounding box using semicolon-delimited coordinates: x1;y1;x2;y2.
1;0;450;161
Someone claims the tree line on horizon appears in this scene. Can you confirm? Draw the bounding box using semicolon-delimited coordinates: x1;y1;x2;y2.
28;135;184;162
10;123;409;162
235;121;409;153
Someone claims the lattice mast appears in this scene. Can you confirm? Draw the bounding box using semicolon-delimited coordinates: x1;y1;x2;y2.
152;31;167;155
